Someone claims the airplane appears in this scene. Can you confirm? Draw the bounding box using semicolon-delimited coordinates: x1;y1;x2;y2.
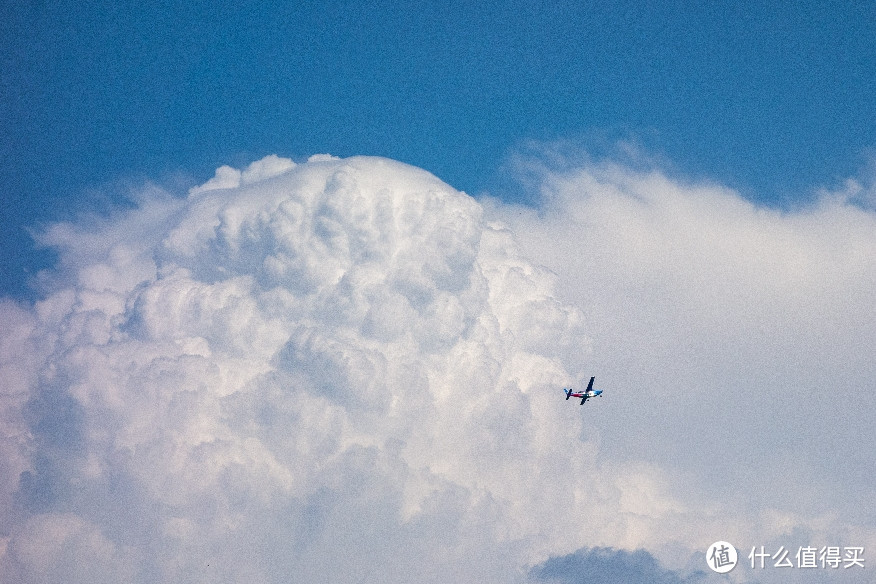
564;376;602;405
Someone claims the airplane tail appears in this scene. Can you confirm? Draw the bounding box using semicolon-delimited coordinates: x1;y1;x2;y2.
565;388;572;400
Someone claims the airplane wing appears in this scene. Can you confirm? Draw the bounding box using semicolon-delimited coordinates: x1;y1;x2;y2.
580;394;589;405
586;376;595;391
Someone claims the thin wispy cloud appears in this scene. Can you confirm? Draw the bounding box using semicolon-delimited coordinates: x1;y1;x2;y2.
488;146;876;582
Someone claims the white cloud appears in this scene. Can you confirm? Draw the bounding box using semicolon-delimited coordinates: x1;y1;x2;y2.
1;152;874;583
0;155;592;583
486;151;876;578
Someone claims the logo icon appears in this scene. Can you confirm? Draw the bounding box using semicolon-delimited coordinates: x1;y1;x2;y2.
707;541;738;573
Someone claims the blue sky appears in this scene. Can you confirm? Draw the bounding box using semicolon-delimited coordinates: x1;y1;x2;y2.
2;0;875;298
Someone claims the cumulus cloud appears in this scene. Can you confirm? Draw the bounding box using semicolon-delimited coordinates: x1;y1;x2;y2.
531;547;712;584
1;152;874;583
0;155;596;584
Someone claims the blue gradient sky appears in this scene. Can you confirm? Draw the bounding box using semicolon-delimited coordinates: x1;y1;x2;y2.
2;0;875;298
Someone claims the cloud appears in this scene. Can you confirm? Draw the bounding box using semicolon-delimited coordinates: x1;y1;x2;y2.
486;148;876;580
1;152;874;583
0;155;593;583
531;547;712;584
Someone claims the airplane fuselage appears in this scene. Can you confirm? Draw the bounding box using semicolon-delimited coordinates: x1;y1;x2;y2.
567;390;602;399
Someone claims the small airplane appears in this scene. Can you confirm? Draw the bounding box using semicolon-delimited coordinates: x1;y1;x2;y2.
564;376;602;405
